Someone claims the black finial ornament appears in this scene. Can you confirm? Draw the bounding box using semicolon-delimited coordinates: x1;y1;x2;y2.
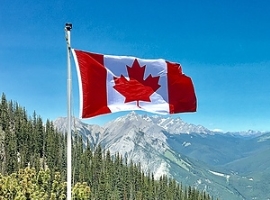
65;23;72;31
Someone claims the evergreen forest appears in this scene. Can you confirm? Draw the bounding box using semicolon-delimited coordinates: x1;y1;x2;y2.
0;93;216;200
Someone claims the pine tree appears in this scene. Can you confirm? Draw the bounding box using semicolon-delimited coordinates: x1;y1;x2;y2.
0;93;9;132
4;128;18;174
92;144;103;192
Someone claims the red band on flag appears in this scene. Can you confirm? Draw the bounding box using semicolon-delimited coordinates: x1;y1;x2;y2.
167;61;197;113
73;50;111;118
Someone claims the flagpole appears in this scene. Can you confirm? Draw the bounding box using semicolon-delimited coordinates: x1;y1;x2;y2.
65;23;72;200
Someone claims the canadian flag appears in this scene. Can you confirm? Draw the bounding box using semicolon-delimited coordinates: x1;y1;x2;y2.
72;49;197;118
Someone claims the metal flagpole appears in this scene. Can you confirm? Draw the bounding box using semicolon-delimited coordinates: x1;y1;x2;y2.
65;23;72;200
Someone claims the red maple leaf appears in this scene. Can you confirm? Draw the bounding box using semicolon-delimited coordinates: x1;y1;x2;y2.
113;59;160;107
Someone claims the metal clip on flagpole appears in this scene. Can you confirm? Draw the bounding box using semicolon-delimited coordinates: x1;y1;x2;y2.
65;22;72;200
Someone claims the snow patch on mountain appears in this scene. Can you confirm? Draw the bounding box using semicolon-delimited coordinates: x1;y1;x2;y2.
141;114;211;134
182;142;191;147
154;162;170;179
209;170;230;183
257;133;270;142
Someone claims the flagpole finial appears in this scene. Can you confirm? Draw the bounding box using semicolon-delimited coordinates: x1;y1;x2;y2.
65;23;72;31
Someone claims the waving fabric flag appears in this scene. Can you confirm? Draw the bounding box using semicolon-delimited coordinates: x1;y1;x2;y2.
72;49;197;118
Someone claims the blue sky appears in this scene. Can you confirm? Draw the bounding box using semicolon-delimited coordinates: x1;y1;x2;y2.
1;0;269;132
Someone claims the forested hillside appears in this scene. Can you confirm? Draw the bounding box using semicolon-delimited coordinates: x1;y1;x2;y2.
0;93;215;199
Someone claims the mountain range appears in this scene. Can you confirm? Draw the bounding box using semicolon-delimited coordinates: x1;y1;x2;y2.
54;112;270;200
